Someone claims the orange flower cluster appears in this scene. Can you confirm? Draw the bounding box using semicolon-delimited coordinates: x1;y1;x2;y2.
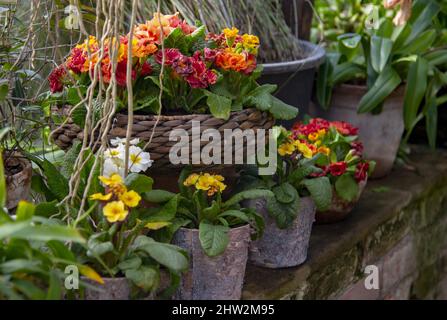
212;27;259;75
49;13;195;92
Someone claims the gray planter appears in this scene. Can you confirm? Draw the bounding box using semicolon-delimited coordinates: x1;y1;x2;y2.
83;277;131;300
310;84;405;178
245;197;316;268
172;225;250;300
260;40;326;127
4;151;32;210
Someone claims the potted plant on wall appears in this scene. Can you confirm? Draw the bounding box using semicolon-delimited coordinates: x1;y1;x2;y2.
144;168;272;300
292;118;375;224
48;12;296;161
133;2;325;125
240;126;332;268
29;142;189;300
312;0;446;177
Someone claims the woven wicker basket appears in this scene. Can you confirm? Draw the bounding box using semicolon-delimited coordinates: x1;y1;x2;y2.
52;108;274;169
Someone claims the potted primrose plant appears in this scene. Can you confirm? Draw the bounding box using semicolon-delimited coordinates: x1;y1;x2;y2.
292;118;375;224
312;0;446;177
28;142;189;300
240;126;332;268
143;168;272;300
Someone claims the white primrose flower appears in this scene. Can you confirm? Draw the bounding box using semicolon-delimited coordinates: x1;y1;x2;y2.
128;145;153;173
110;137;140;147
103;157;126;178
104;143;125;159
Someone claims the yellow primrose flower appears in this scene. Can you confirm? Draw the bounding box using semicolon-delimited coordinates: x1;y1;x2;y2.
278;142;295;156
120;190;141;208
195;173;214;191
99;174;123;186
295;142;314;159
184;173;200;187
89;193;112;201
103;201;128;223
317;129;326;137
308;132;320;141
317;146;331;156
223;27;239;38
242;34;259;47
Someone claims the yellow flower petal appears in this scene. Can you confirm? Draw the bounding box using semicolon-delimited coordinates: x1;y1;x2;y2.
184;173;200;187
89;193;112;201
99;173;123;186
145;221;171;230
103;201;128;223
119;190;141;208
278;142;295;156
223;27;239;38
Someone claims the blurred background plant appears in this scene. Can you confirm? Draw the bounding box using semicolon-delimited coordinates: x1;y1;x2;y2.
311;0;447;151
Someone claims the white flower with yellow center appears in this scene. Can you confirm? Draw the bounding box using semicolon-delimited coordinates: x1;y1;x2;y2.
104;143;125;159
103;157;125;178
128;145;153;173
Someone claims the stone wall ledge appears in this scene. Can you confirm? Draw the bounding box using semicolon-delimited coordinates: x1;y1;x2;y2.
242;146;447;300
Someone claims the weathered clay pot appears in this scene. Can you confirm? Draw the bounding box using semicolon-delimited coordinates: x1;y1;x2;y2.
315;179;367;224
245;197;316;268
310;84;405;178
83;277;131;300
4;151;32;210
172;224;250;300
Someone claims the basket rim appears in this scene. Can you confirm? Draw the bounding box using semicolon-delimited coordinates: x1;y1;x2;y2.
112;108;263;121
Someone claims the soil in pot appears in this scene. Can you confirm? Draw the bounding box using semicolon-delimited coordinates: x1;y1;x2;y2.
3;151;32;210
172;224;250;300
315;179;367;224
310;84;405;178
245;197;316;268
259;40;326;127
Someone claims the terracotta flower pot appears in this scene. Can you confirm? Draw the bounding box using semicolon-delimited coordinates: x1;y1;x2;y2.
83;277;131;300
244;197;316;268
4;151;32;210
310;84;405;178
172;224;250;300
315;179;367;224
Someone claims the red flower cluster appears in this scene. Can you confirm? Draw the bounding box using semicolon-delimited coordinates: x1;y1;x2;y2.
351;141;364;156
48;65;67;93
293;118;330;136
331;121;359;136
156;49;217;89
355;162;369;182
293;118;359;137
310;161;347;178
